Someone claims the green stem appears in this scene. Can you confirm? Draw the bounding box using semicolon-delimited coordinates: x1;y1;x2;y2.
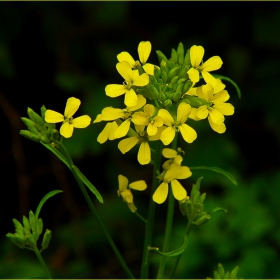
33;247;52;279
141;141;163;279
56;142;135;279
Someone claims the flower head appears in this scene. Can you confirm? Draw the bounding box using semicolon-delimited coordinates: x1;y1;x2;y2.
45;97;91;138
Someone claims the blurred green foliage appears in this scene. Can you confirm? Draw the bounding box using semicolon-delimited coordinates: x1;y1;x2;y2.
1;2;280;279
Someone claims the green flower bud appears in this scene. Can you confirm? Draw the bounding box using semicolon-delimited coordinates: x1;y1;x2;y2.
183;80;193;94
161;70;168;84
12;218;24;236
158;92;166;102
25;234;37;249
171;48;178;63
217;263;225;278
164;99;172;107
40;135;51;144
177;78;187;85
193;213;210;226
170;76;179;85
148;85;159;99
184;49;191;66
167;67;180;82
154;65;161;80
29;211;36;233
182;96;203;107
21;117;36;128
20;130;41;142
213;270;220;279
175;83;184;93
41;229;52;250
6;233;26;249
177;42;184;65
27;108;45;126
51;129;60;141
156;50;168;63
22;215;31;231
36;218;43;236
172;91;182;102
40;105;47;120
230;266;239;278
200;193;206;203
34;123;44;133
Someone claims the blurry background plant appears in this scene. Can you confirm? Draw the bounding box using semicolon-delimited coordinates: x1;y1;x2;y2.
1;2;280;279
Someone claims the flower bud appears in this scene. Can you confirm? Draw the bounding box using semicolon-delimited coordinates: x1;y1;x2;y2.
20;130;41;142
40;105;47;120
36;218;43;236
41;229;52;250
27;107;45;126
22;215;31;231
12;218;24;236
6;233;26;249
161;70;168;84
184;49;190;66
167;67;180;82
156;50;168;64
177;42;184;65
25;234;37;249
171;48;178;63
21;117;36;128
40;135;51;144
148;85;159;99
183;80;193;94
172;91;182;102
29;211;36;233
164;99;173;107
170;76;179;85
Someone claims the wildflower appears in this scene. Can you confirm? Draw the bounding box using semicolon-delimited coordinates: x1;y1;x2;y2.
118;174;147;212
45;97;91;138
132;104;163;136
96;121;119;144
105;61;149;107
162;147;184;169
117;41;155;75
153;163;192;204
158;102;197;145
187;45;223;85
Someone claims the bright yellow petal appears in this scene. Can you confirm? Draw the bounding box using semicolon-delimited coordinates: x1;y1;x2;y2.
105;84;127;98
72;115;91;128
158;109;174;126
165;163;182;182
144;104;155;116
171;179;187;201
118;136;139;154
118;174;129;192
196;105;208;119
208;117;226;133
135;124;145;135
114;119;131;139
148;126;166;141
102;107;125;121
129;180;147;191
177;102;191;124
64;97;81;118
176;166;192;179
108;121;118;140
162;148;178;159
128;94;146;112
147;123;158;136
154;116;163;127
208;108;225;124
138;142;151;165
45;110;64;123
117;52;136;68
60;122;74;138
138;41;151;64
133;73;149;87
187;67;200;84
93;113;103;123
143;63;154;75
213;103;234;116
97;123;111;144
211;90;230;103
153;182;168;204
201;56;223;72
190;45;204;67
124;89;138;107
116;61;134;82
160;126;175;145
179;124;197;143
132;112;149;126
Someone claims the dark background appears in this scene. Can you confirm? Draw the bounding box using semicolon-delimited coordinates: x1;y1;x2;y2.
0;2;280;279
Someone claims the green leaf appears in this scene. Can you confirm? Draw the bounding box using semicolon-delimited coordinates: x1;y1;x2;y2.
35;190;63;219
208;207;228;215
153;234;188;257
72;165;103;203
189;166;237;185
213;74;241;99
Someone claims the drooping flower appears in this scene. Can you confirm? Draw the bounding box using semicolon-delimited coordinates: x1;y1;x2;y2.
105;61;149;107
158;102;197;145
187;45;223;85
117;41;155;75
117;174;147;212
45;97;91;138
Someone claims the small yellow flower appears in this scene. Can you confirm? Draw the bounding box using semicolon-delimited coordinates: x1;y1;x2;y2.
187;45;223;85
105;61;149;107
118;174;147;212
45;97;91;138
158;102;197;145
117;41;155;75
153;163;192;204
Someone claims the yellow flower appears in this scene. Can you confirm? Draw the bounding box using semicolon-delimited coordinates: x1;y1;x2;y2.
162;148;184;169
132;104;163;136
153;163;192;204
117;174;147;212
45;97;91;138
96;121;118;144
187;45;223;85
105;61;149;107
117;41;155;75
158;102;197;145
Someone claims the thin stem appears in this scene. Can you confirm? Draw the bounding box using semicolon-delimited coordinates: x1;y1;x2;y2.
33;247;52;279
141;141;163;279
135;211;147;223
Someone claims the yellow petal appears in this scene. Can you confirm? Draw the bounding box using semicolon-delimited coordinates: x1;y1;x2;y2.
148;126;166;141
72;115;91;128
211;90;230;103
117;61;134;82
162;148;178;159
154;116;163;127
171;179;187;201
124;89;138;107
177;102;191;124
160;126;175;145
118;174;129;192
201;56;223;72
117;52;136;68
196;105;208;119
138;142;151;165
190;45;204;67
158;109;174;126
120;189;133;203
118;136;139;154
127;94;146;112
176;166;192;179
93;113;103;123
114;119;131;139
108;121;118;140
208;108;225;124
187;68;200;84
201;71;217;85
132;73;149;87
179;124;197;143
97;123;111;144
129;180;147;191
144;104;155;116
60;122;74;138
147;123;157;136
105;84;126;97
102;107;125;121
165;164;182;182
45;110;64;123
208;117;226;133
64;97;81;118
153;182;168;204
213;103;234;116
138;41;151;65
143;63;154;75
132;112;149;126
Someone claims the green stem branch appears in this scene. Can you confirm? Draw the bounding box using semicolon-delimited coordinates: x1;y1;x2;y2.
33;247;52;279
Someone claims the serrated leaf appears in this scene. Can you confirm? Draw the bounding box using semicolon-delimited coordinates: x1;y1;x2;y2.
35;190;63;219
189;166;237;185
213;74;241;99
72;165;103;203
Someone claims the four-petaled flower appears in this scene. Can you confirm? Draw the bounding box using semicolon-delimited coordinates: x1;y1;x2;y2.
45;97;91;138
118;174;147;212
187;45;223;85
105;61;149;107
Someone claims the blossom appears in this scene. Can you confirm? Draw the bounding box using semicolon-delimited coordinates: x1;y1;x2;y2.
105;61;149;107
45;97;91;138
153;163;192;204
187;45;223;85
158;102;197;145
132;104;163;136
118;174;147;212
117;41;155;75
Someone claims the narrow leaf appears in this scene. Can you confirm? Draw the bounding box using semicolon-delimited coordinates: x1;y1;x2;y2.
35;190;63;219
190;166;237;185
213;74;241;99
72;165;103;203
208;207;228;215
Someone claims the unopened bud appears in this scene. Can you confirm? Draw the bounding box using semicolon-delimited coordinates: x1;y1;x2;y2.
40;135;51;144
171;49;178;63
6;233;26;249
164;99;172;107
167;67;180;82
170;76;179;85
27;108;45;126
29;211;36;233
41;229;52;250
21;117;36;128
36;218;43;236
25;234;37;249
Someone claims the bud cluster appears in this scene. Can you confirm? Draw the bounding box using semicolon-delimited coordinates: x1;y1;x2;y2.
20;106;60;144
207;263;240;279
6;210;52;251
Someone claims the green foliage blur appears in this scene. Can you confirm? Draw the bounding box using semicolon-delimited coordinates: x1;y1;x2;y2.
1;2;280;279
